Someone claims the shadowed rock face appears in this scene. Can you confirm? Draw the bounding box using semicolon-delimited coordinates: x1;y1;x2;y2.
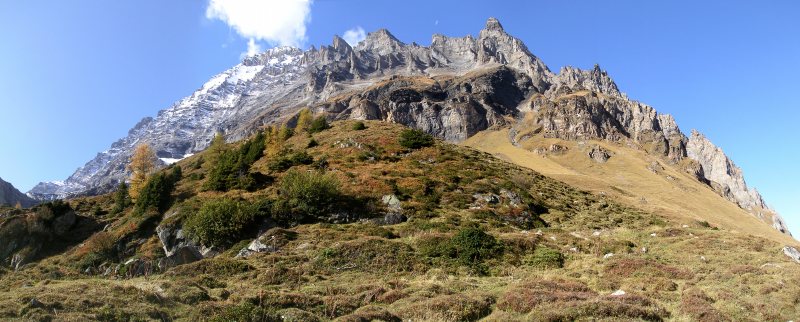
0;178;36;208
29;18;789;236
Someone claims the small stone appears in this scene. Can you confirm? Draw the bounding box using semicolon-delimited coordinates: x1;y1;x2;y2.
592;231;601;236
650;233;657;237
603;253;614;259
610;290;626;296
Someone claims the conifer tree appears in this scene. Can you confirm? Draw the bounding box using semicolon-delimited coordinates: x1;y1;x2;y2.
112;182;131;214
295;108;312;133
206;132;226;166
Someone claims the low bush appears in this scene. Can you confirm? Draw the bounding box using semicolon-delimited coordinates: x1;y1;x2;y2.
35;200;72;222
417;226;503;272
398;128;434;149
352;121;367;131
273;169;341;223
450;226;503;266
524;246;564;269
308;116;330;133
184;198;269;247
315;237;418;273
267;151;314;172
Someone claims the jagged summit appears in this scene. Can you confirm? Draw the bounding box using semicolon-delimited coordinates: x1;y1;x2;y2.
485;17;505;32
28;17;789;236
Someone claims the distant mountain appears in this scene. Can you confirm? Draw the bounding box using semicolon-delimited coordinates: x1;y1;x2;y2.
0;177;37;208
28;18;789;235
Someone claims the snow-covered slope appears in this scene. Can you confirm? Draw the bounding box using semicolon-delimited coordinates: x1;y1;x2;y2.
29;47;307;199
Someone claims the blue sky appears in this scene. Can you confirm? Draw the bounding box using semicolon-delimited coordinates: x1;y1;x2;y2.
0;1;798;233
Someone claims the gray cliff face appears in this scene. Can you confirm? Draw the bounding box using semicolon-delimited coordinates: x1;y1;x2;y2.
528;91;686;162
686;130;767;210
0;177;36;208
28;18;789;236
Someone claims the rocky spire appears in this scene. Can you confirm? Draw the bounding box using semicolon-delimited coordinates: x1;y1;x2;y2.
485;17;504;32
332;35;352;53
356;29;405;56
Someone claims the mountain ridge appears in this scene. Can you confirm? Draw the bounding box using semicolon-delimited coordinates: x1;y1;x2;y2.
27;18;790;236
0;177;37;208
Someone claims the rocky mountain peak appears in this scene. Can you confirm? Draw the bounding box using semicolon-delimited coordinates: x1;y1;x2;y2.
356;28;404;55
484;17;504;32
331;35;352;52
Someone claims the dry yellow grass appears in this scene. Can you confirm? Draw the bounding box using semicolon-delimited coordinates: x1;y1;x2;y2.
464;128;799;247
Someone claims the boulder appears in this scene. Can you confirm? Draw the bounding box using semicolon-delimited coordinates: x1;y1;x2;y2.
236;228;297;258
588;145;611;163
382;194;402;213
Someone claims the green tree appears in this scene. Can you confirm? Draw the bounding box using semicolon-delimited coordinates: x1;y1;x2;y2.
206;132;226;167
133;172;178;215
112;182;131;214
295;108;313;133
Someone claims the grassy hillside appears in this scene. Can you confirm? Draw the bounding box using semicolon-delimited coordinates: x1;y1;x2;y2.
465;127;798;247
1;120;799;321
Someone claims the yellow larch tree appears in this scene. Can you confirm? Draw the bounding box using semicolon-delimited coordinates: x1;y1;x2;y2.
127;143;157;200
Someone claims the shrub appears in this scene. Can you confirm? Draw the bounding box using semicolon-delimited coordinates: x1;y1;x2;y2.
268;151;314;172
307;138;319;148
35;200;71;222
398;129;434;149
524;246;564;269
418;226;503;272
184;198;269;247
352;121;367;131
274;169;341;223
450;226;503;266
308;116;330;133
314;237;417;273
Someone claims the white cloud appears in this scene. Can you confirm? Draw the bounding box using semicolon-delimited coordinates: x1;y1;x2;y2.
342;26;366;46
206;0;313;56
243;39;263;59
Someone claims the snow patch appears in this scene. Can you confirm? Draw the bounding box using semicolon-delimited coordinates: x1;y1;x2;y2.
159;153;194;165
228;65;264;83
